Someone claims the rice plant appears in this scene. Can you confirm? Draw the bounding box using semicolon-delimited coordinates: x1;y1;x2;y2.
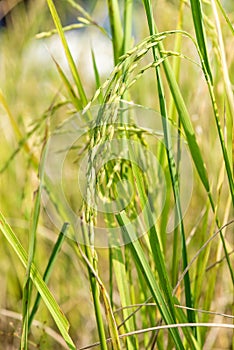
0;0;233;349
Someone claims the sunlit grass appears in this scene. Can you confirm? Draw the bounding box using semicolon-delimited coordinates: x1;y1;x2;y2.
0;0;233;349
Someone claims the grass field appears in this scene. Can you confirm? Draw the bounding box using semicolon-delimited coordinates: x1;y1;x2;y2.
0;0;233;349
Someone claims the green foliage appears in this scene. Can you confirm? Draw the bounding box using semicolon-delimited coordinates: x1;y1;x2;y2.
0;0;233;349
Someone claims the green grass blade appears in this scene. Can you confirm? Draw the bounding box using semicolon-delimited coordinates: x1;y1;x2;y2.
206;80;234;205
110;243;137;349
169;0;185;121
211;0;234;174
169;0;185;292
193;207;210;307
159;42;234;283
28;222;68;329
0;212;76;350
107;0;124;63
21;202;39;348
188;1;234;206
79;219;108;350
116;212;185;350
159;45;210;193
21;138;47;349
139;5;182;321
189;0;213;83
128;134;197;336
146;28;233;282
142;0;195;326
189;0;234;203
46;0;88;107
215;0;234;35
123;0;133;54
109;246;114;308
53;57;82;110
76;234;121;350
91;49;104;103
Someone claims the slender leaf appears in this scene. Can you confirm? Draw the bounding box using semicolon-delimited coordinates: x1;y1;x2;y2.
116;211;186;350
46;0;88;107
107;0;124;63
189;0;213;82
28;222;68;329
0;212;76;350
